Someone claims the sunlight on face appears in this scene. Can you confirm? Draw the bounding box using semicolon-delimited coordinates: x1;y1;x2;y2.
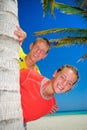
29;41;49;62
52;67;77;93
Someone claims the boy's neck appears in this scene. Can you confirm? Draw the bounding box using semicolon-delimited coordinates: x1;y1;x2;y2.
25;55;35;69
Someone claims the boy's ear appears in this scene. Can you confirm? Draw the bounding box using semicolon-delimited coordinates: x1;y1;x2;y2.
53;70;57;77
42;53;48;59
29;43;33;50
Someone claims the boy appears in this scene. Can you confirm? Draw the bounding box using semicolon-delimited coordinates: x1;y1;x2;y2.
20;64;79;122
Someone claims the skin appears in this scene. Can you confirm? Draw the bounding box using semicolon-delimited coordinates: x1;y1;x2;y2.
14;26;27;45
43;67;78;98
25;41;49;69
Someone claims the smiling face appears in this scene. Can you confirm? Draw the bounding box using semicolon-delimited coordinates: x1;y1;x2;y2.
29;39;50;63
52;67;78;94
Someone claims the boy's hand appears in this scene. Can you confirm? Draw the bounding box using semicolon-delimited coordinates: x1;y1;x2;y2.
14;26;27;45
49;105;58;114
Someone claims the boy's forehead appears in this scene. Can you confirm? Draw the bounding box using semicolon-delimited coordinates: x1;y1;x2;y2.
55;66;78;84
58;67;77;80
57;67;75;77
36;41;46;45
60;67;73;74
35;41;49;49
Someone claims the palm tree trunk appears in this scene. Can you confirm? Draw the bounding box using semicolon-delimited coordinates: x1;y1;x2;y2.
0;0;24;129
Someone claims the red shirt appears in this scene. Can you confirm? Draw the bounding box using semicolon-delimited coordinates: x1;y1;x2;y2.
20;69;56;122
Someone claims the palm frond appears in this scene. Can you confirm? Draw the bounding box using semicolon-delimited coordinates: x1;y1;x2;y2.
81;0;87;8
50;37;87;62
33;28;63;35
77;53;87;62
54;2;87;18
41;0;55;16
75;0;87;9
33;28;87;37
50;37;87;47
50;0;55;16
41;0;49;16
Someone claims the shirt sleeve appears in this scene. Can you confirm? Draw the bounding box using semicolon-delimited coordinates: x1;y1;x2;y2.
19;47;26;58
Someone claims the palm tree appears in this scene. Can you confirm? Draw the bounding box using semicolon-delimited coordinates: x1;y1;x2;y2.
0;0;23;129
35;0;87;61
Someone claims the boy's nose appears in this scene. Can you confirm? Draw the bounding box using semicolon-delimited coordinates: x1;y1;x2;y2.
62;80;67;87
36;49;41;54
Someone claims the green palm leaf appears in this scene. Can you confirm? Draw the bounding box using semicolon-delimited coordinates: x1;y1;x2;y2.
34;28;63;35
50;37;87;47
75;0;87;9
41;0;87;18
77;53;87;62
34;28;87;37
54;2;87;18
50;37;87;62
50;0;55;16
41;0;55;16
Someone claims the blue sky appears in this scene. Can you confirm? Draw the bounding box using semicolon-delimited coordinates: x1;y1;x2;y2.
18;0;87;111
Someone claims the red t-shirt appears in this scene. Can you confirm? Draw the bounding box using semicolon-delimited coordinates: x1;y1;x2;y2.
20;69;56;122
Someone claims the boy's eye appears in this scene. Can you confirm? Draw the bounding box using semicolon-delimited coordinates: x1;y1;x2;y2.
60;76;65;80
68;82;73;86
60;75;73;87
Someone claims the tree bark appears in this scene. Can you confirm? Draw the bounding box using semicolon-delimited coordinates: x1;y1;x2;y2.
0;0;24;129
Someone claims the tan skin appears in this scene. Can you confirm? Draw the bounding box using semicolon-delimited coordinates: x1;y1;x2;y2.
14;26;58;114
14;26;27;45
42;66;78;98
25;41;49;69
